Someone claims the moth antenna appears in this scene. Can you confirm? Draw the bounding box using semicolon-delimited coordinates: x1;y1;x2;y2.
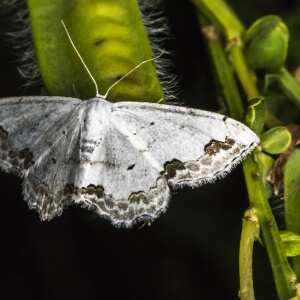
62;19;164;100
103;50;165;99
61;20;102;98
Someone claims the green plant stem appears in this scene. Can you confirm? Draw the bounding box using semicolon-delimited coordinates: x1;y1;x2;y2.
239;207;259;300
285;149;300;279
229;43;260;99
191;0;244;40
192;0;259;100
278;67;300;110
233;21;297;296
191;0;299;298
201;25;244;120
230;40;283;129
193;0;281;128
243;153;296;299
232;24;299;297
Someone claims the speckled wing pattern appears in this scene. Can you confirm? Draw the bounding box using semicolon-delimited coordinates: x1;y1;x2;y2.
0;96;259;227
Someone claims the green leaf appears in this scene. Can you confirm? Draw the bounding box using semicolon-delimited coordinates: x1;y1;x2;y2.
280;231;300;257
264;70;300;113
265;93;300;125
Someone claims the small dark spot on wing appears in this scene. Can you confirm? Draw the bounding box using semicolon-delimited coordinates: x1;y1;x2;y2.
129;192;149;204
80;184;105;199
104;197;115;209
19;149;34;169
63;184;75;195
205;137;236;156
118;202;128;211
0;127;8;141
188;109;196;116
8;149;18;158
163;159;186;180
127;164;135;170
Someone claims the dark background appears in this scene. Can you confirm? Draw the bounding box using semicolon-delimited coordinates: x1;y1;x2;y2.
1;0;299;299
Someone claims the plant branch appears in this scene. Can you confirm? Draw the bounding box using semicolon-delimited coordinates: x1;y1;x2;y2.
239;207;259;300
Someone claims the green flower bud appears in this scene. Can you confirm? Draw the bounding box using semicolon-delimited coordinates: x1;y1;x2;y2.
260;126;291;154
244;15;289;71
244;97;266;135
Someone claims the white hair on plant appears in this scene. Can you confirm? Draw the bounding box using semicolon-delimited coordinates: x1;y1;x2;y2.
0;0;22;12
138;0;179;102
3;0;178;100
3;0;45;93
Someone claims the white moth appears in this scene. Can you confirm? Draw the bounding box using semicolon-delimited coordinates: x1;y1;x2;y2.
0;22;259;227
